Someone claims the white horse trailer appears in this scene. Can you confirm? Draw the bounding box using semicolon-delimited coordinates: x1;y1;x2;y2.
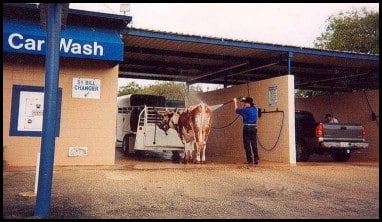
116;94;185;155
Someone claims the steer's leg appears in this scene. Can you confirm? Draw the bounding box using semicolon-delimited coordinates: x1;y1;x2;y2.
182;143;188;164
195;142;202;163
201;143;206;164
183;143;192;164
189;142;194;163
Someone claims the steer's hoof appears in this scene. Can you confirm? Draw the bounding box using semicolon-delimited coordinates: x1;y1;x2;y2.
195;161;201;164
201;161;206;164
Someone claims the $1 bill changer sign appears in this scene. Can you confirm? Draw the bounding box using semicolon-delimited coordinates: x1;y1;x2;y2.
72;78;101;99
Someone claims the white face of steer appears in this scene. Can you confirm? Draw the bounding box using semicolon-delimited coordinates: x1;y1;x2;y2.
158;111;180;133
158;111;172;132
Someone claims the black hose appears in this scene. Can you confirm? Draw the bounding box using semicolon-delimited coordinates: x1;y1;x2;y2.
363;90;379;126
211;97;244;129
257;111;284;151
212;115;240;129
222;99;234;105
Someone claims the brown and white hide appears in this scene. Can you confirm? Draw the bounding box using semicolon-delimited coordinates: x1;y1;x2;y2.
158;103;212;164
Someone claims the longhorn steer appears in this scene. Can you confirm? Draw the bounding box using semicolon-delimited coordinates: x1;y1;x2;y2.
158;103;212;164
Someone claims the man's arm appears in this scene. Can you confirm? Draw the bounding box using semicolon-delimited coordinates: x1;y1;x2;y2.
233;98;238;111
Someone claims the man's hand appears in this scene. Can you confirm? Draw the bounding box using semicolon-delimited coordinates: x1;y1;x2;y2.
233;98;237;103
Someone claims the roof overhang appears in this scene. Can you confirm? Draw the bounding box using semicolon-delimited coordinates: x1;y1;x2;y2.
119;28;379;92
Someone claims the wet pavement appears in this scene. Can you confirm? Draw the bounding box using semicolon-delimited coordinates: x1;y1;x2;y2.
3;148;379;219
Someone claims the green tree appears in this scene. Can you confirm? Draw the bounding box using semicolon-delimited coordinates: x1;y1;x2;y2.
142;81;187;100
314;7;379;54
117;81;143;96
118;81;204;100
298;8;379;98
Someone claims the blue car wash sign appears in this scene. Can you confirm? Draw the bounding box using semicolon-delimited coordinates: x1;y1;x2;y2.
3;19;124;62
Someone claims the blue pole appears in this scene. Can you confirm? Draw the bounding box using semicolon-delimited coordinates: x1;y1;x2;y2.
287;51;293;74
34;4;62;217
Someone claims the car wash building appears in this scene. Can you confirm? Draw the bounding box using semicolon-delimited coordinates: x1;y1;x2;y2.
3;3;379;167
3;3;131;166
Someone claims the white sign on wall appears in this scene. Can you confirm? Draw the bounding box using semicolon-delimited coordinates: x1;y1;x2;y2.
72;78;101;99
268;85;278;107
68;147;88;157
17;91;44;131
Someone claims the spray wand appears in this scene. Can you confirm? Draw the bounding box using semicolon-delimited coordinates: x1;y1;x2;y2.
209;97;244;111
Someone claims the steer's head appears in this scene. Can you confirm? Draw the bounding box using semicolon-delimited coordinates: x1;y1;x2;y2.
157;110;174;133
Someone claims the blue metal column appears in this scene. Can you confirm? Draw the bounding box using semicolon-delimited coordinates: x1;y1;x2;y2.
34;4;62;217
287;51;293;74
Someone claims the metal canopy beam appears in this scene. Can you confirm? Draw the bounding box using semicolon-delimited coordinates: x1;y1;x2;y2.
187;62;250;84
124;46;248;62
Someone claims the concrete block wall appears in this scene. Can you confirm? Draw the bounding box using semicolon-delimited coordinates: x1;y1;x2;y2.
3;55;119;166
189;75;295;163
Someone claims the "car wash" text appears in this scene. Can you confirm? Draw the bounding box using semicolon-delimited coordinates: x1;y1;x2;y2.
7;33;104;56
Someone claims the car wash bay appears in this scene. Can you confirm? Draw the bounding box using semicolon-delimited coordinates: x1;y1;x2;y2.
117;29;379;164
3;3;379;169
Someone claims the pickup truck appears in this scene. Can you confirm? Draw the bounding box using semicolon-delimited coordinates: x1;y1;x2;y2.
295;110;368;162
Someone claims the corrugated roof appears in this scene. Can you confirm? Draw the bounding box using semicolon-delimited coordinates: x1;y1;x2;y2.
120;27;378;91
127;25;378;56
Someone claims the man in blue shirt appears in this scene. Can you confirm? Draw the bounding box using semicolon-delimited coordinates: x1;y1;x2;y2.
233;97;259;164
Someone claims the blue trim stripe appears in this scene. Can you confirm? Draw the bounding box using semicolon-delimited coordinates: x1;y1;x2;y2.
125;29;379;61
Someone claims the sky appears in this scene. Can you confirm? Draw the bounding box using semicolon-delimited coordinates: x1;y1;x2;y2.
68;3;379;90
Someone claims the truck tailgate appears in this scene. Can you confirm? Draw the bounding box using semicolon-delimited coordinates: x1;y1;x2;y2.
323;123;364;141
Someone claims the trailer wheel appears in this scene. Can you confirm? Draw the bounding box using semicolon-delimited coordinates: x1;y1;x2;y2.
122;135;130;155
296;140;310;162
135;150;145;157
330;149;351;162
172;151;181;158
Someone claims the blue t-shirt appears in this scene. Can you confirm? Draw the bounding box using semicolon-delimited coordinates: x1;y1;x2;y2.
236;106;258;124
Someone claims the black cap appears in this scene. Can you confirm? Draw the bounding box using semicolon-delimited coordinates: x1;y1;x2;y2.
240;97;254;104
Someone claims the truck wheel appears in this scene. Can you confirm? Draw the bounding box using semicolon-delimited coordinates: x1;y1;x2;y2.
330;149;351;162
122;135;130;155
296;140;310;162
